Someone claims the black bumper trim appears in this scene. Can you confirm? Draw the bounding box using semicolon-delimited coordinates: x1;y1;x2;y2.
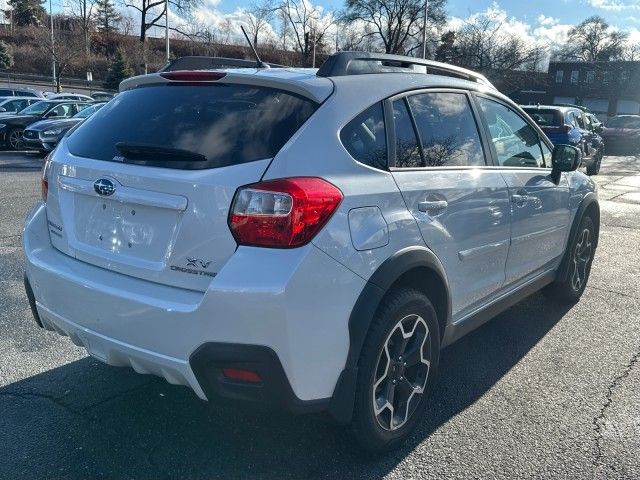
189;343;333;416
24;274;43;328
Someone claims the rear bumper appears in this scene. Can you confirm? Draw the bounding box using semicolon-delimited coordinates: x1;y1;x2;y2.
24;203;364;412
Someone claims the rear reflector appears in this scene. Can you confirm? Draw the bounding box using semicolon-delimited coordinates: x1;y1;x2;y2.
41;153;51;201
228;177;343;248
222;368;262;384
159;71;227;82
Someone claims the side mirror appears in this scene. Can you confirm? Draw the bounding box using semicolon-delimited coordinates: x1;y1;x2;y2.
0;107;6;112
552;144;581;173
596;124;604;133
47;111;59;117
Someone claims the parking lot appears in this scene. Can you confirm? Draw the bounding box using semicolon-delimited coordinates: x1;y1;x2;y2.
0;151;638;479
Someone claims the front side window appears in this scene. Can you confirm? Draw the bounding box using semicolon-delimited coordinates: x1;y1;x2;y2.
476;96;545;168
392;99;422;168
406;92;485;167
340;102;387;169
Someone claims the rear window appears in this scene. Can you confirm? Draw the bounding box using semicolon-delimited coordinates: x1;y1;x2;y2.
524;109;562;127
66;84;318;169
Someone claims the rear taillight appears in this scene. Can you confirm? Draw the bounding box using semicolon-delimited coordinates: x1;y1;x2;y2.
228;177;343;248
41;153;51;201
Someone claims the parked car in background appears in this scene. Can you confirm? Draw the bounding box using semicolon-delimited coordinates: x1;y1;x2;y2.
91;91;115;101
0;100;90;150
523;105;603;175
0;87;44;98
600;115;640;154
0;97;42;114
23;102;105;153
47;93;94;102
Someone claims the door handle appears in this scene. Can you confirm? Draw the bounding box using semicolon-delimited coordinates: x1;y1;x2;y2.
418;200;448;212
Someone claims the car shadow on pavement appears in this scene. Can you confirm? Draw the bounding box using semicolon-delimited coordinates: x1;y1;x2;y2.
0;292;572;480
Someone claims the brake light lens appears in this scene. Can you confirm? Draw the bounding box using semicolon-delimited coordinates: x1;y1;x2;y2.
222;368;262;384
41;153;51;201
159;71;226;82
229;177;343;248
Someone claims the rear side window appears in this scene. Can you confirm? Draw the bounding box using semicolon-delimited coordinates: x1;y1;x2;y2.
340;102;387;169
407;92;485;167
392;99;423;168
66;84;317;169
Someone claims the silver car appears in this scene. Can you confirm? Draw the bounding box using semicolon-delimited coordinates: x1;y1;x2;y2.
23;52;599;451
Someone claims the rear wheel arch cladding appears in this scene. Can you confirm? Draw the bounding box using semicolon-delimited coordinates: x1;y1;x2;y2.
329;247;451;423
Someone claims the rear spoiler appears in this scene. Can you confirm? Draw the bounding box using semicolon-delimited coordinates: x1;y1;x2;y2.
158;56;287;72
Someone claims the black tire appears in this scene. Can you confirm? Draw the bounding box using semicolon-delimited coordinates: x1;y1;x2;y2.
586;151;602;176
7;128;25;151
544;215;596;303
352;287;440;451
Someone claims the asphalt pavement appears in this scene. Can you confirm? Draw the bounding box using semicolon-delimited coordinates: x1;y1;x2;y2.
0;151;638;479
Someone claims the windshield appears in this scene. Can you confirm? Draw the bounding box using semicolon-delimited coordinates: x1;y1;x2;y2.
607;116;640;129
524;109;562;127
73;104;103;119
17;101;54;116
66;84;317;169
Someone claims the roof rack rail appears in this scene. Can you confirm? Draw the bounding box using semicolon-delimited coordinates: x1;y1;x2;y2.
158;56;287;72
316;51;495;88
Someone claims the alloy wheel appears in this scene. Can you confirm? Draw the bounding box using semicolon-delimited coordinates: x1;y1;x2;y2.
372;314;431;431
8;130;24;150
571;227;592;292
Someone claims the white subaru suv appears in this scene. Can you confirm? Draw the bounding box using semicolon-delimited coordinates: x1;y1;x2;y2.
23;52;599;450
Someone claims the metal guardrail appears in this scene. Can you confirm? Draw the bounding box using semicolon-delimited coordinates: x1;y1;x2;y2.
0;70;111;91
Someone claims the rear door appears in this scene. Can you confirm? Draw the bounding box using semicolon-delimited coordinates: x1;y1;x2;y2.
474;95;570;286
45;82;319;292
388;90;511;320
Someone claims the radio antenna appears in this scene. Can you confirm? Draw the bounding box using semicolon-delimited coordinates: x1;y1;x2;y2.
241;25;269;69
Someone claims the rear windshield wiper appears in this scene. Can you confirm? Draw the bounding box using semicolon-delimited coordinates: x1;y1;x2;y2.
115;142;208;165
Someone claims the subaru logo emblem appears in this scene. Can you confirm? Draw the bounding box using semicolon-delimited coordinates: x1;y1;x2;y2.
94;178;115;196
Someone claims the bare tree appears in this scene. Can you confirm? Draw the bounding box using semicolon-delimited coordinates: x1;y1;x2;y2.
279;0;334;65
454;15;542;71
561;16;627;61
122;0;201;43
245;0;273;47
65;0;97;55
343;0;446;55
36;26;84;91
219;17;233;44
621;42;640;61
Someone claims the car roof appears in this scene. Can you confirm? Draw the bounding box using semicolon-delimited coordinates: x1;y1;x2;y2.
122;65;498;107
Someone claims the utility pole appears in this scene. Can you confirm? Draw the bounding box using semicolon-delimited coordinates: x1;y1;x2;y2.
421;0;429;59
165;0;170;61
311;25;316;68
49;0;56;90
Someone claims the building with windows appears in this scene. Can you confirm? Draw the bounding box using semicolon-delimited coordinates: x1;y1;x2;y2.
547;61;640;119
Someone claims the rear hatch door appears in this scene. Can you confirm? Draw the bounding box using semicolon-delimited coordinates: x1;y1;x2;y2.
45;79;321;291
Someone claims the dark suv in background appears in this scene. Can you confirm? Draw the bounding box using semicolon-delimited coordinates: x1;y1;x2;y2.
523;105;603;176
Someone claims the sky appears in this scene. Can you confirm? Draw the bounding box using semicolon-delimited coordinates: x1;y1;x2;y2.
210;0;640;30
45;0;640;49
